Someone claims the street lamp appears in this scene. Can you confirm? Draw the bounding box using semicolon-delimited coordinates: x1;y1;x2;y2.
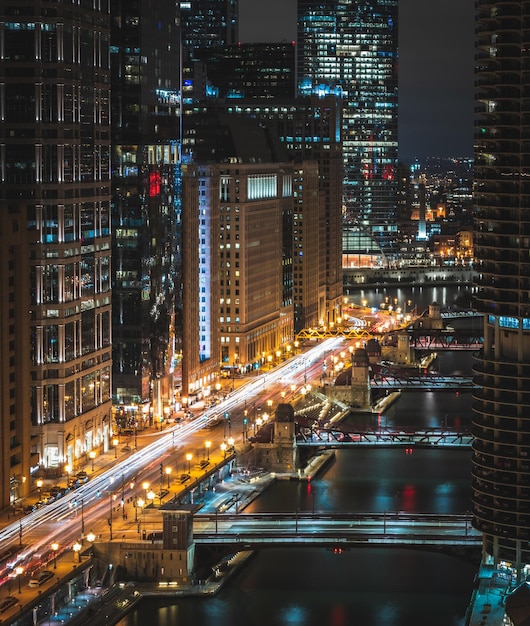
73;541;82;563
15;566;23;594
113;437;119;458
51;541;59;569
205;440;211;460
165;466;172;489
135;497;144;523
89;450;96;472
36;478;43;502
65;464;72;487
86;531;96;543
220;442;227;458
186;453;192;474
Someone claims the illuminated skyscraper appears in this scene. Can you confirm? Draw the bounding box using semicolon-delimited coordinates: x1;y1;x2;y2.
297;0;398;257
472;1;530;579
0;1;112;491
110;1;181;427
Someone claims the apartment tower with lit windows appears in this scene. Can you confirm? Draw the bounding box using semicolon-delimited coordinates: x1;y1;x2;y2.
472;0;530;579
0;1;112;499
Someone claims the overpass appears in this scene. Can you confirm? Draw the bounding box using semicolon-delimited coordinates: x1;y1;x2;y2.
193;511;482;549
295;426;473;448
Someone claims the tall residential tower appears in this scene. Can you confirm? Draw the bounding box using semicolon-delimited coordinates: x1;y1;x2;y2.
472;0;530;579
0;0;112;500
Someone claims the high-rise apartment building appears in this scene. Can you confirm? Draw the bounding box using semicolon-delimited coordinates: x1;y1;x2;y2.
209;96;344;331
110;1;181;429
0;1;112;497
297;0;398;258
472;1;530;578
180;113;300;390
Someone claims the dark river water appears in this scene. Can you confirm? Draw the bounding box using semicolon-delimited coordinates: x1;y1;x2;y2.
118;285;480;626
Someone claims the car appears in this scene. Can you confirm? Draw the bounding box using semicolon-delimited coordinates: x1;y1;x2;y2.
28;570;54;587
76;471;89;483
49;486;64;500
0;596;18;613
68;477;80;489
41;491;55;505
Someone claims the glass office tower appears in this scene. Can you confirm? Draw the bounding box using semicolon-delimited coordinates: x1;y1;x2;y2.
0;1;112;479
472;1;530;579
110;1;181;427
297;0;398;258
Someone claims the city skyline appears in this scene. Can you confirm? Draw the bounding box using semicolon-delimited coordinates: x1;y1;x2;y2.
239;0;475;163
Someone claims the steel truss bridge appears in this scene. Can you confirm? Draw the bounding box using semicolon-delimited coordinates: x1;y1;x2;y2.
369;364;474;390
296;312;483;351
295;425;473;448
193;512;481;549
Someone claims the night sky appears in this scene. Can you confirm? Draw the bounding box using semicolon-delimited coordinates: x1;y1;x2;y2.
238;0;475;163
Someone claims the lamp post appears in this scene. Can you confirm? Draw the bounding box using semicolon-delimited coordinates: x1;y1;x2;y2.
73;541;81;563
15;566;23;594
80;497;85;538
220;442;227;458
186;453;192;474
108;492;113;540
89;450;96;472
113;437;119;458
205;440;211;460
65;464;71;487
165;466;172;489
51;541;59;569
36;478;43;502
86;531;96;544
135;497;144;523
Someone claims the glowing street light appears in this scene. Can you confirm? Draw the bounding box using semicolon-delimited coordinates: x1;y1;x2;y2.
165;466;172;489
89;450;96;472
86;531;96;543
65;464;72;486
73;541;82;563
186;453;193;474
36;478;43;502
205;440;211;460
51;541;59;568
15;566;23;594
135;497;144;522
113;437;119;458
220;442;227;458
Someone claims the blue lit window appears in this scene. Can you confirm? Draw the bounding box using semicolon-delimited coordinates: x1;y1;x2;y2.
499;316;519;329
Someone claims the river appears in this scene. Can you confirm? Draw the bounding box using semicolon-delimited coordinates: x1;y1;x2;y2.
117;284;480;626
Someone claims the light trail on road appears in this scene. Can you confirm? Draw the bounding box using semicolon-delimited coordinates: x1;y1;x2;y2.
0;338;345;567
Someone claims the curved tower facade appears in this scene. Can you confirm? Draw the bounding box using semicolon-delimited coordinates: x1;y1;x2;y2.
472;1;530;577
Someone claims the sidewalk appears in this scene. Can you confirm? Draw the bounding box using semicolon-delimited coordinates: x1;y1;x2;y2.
466;563;511;626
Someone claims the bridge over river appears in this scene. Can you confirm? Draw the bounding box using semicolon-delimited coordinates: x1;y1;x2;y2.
193;511;481;550
295;426;473;447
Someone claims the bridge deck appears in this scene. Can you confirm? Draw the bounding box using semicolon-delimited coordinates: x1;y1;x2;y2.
193;512;481;548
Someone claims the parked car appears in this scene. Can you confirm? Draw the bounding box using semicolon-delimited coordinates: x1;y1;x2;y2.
28;570;54;587
76;471;89;484
41;491;55;505
0;596;18;613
